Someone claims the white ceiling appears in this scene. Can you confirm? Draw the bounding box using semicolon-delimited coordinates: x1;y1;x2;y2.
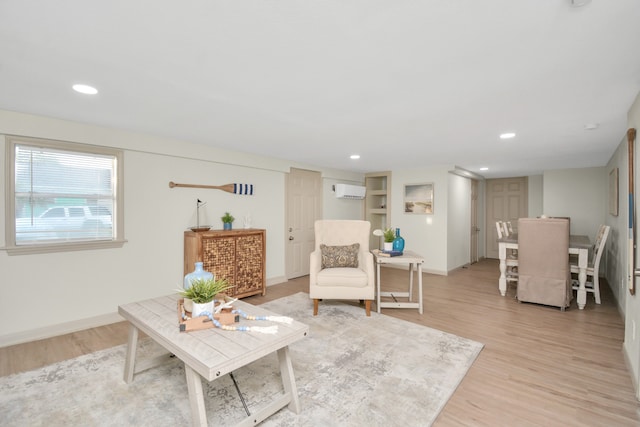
1;1;640;178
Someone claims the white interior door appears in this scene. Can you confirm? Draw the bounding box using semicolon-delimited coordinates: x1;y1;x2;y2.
485;177;528;259
285;168;321;279
470;179;479;264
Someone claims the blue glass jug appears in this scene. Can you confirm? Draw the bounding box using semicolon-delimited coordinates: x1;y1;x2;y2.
392;228;405;252
184;262;214;289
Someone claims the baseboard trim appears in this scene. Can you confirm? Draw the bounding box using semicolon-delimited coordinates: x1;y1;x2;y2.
0;312;124;348
623;341;640;401
267;275;287;286
1;275;299;348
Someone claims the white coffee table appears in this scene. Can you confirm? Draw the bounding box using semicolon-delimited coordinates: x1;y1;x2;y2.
372;249;425;314
118;294;309;426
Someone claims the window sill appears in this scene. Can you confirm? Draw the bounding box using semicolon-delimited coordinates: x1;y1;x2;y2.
2;239;128;256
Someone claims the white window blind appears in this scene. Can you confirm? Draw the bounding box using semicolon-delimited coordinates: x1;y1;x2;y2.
5;136;124;253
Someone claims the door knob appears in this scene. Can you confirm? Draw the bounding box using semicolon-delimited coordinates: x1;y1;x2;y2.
289;236;294;240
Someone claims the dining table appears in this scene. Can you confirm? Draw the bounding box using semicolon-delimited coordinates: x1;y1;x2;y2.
498;233;592;309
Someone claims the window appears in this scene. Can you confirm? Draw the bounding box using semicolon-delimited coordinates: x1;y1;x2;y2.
4;135;125;255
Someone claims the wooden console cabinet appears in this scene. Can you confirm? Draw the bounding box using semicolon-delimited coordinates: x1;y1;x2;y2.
184;229;266;298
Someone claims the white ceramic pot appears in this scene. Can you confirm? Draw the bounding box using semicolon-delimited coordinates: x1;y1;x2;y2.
383;242;393;251
191;300;214;317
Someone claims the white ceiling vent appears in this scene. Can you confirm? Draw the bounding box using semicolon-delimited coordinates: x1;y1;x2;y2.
334;184;366;199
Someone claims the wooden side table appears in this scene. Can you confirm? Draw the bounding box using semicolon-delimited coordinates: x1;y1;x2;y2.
372;249;425;314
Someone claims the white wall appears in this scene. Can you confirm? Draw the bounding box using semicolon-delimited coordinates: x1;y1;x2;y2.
528;174;543;217
447;173;471;270
0;110;362;345
322;178;365;220
543;167;607;236
389;166;451;275
477;179;487;260
605;135;629;313
624;90;640;399
386;170;476;272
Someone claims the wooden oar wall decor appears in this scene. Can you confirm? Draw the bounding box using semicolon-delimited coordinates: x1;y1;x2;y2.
629;128;636;295
169;181;254;195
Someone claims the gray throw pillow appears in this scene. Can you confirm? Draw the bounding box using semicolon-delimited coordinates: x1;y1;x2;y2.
320;243;360;268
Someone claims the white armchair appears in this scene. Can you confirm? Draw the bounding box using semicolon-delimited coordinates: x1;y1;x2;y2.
309;220;375;316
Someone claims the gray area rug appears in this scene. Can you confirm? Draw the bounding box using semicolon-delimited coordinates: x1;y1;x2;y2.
0;292;483;426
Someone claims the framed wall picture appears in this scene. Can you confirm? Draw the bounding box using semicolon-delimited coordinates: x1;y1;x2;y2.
609;167;618;216
404;183;433;214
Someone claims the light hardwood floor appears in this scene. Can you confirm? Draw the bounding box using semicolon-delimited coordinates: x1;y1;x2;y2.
1;259;638;426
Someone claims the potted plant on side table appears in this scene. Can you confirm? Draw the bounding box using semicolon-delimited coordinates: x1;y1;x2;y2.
178;277;233;317
221;212;235;230
383;228;395;251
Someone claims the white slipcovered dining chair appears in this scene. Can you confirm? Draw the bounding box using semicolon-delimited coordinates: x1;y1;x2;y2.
309;220;375;316
496;220;518;285
517;218;572;310
504;221;514;236
571;225;610;304
496;220;515;238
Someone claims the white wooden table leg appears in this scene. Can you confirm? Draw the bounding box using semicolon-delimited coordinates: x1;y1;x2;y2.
498;242;507;296
418;263;423;314
408;263;414;302
577;248;588;310
185;364;207;427
278;346;301;413
123;323;138;384
377;261;382;314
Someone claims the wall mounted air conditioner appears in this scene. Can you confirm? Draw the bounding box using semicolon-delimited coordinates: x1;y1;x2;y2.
334;184;366;199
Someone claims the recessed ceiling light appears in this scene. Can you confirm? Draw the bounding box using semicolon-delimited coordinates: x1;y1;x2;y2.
350;154;360;160
72;84;98;95
480;167;489;171
499;132;516;140
569;0;592;7
584;123;599;130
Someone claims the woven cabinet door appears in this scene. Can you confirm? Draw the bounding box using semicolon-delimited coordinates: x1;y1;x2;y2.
187;229;266;298
235;232;266;297
202;235;237;295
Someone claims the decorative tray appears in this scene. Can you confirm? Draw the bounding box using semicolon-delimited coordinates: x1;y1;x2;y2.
177;296;238;332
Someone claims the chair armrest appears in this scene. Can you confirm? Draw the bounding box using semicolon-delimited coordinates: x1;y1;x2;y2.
359;250;375;287
309;250;322;286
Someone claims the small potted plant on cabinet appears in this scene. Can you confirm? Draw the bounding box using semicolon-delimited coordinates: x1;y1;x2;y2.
221;212;235;230
383;228;395;251
178;277;233;317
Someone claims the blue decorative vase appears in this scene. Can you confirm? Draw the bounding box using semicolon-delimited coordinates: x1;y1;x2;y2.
184;262;214;289
392;228;405;252
223;222;232;230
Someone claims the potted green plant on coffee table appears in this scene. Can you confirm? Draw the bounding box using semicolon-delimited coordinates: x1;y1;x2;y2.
178;277;233;316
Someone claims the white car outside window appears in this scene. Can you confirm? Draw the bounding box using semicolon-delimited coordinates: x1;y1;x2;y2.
16;206;113;243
